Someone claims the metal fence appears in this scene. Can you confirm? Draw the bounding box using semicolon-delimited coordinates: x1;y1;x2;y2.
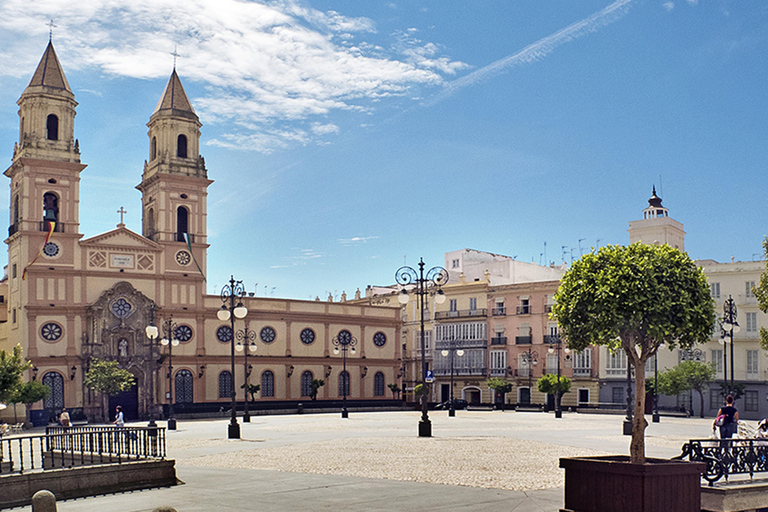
674;437;768;485
0;425;166;475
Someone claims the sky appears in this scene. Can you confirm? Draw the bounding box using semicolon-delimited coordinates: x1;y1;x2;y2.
0;0;766;300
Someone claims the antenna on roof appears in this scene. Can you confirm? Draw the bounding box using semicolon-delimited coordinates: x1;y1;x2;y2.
46;20;56;42
578;238;586;256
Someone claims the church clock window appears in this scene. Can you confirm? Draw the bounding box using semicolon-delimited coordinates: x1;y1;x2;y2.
43;192;58;226
177;134;187;158
41;322;63;341
174;325;193;343
111;298;133;319
176;206;189;242
46;114;59;141
217;325;233;343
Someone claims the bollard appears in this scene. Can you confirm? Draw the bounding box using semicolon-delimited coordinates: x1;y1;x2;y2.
31;490;57;512
297;403;304;414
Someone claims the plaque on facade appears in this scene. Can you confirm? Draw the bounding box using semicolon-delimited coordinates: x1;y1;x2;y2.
110;254;134;268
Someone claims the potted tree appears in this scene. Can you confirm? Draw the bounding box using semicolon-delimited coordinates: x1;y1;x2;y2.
553;243;714;512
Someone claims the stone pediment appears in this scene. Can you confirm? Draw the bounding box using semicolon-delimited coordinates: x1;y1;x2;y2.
80;226;161;251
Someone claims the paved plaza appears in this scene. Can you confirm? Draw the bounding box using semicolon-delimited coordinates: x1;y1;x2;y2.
21;410;720;511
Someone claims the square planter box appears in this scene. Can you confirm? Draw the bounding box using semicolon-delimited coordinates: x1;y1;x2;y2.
559;455;705;512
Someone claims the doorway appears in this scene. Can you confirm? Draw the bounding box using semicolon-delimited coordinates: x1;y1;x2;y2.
109;383;138;422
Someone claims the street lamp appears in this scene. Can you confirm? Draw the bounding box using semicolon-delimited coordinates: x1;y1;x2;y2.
652;353;660;423
721;295;739;399
395;258;448;438
332;330;358;418
520;349;538;405
235;325;257;422
547;337;570;418
440;339;464;417
145;315;178;430
218;276;248;439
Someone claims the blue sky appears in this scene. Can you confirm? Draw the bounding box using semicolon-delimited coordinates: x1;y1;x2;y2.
0;0;766;300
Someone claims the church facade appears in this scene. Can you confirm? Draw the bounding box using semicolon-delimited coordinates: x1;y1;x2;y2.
2;42;401;425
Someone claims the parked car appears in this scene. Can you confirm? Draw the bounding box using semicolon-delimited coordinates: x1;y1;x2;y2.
435;399;468;410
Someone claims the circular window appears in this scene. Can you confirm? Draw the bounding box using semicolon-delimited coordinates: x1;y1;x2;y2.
216;325;233;343
300;328;315;345
41;322;62;341
43;242;59;257
337;329;353;345
175;325;193;343
111;298;133;319
373;332;387;347
260;326;276;343
175;250;191;266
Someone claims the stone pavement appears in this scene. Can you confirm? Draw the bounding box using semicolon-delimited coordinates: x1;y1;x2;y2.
17;410;720;511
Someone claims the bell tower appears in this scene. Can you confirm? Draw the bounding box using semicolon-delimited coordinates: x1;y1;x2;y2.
136;68;211;277
628;187;685;251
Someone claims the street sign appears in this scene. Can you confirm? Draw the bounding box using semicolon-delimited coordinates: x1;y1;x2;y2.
425;370;434;383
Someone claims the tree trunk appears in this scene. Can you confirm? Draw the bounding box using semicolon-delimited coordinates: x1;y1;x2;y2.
631;360;648;464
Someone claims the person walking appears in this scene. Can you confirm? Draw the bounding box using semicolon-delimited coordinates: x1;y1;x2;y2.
112;405;124;427
716;394;739;439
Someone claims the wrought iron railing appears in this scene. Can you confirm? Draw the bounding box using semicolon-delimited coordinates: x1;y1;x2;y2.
673;437;768;485
434;309;487;320
515;336;532;345
0;426;166;476
490;336;507;345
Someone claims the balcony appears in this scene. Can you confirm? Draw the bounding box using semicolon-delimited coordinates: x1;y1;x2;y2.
490;336;507;346
573;368;593;377
515;336;532;345
433;367;487;377
492;307;506;316
489;367;507;377
435;308;487;320
543;335;560;345
516;305;531;315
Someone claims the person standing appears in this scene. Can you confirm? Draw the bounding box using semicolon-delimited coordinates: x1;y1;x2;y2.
112;405;124;427
59;407;71;428
716;394;739;439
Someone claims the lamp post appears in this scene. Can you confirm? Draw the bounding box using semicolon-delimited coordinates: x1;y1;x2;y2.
218;276;248;439
547;336;570;418
520;349;538;405
332;330;358;418
721;295;739;400
235;325;257;422
395;258;448;438
440;339;464;417
145;315;178;430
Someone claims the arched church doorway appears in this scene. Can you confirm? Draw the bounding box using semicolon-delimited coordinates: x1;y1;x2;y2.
109;383;139;422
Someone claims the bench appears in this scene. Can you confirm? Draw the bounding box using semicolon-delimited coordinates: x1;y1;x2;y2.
673;437;768;485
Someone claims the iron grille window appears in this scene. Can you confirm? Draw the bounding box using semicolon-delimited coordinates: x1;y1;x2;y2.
301;371;313;397
42;372;64;410
373;372;385;396
175;369;194;404
745;390;759;412
611;386;624;404
262;370;275;397
338;371;349;397
218;371;233;399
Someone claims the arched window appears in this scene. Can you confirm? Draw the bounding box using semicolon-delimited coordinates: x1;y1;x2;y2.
146;208;155;239
261;370;274;397
300;371;313;397
151;137;157;160
46;114;59;141
175;369;194;404
12;195;19;225
43;192;58;225
177;134;187;158
176;206;188;242
373;372;385;396
338;371;349;397
218;371;233;399
42;371;64;410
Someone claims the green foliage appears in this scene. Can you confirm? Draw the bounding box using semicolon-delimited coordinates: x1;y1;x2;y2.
755;238;768;351
13;380;50;405
83;359;135;396
0;345;31;404
656;360;716;396
310;378;325;400
387;383;401;398
537;374;572;396
413;383;430;396
486;377;513;395
552;243;715;463
241;383;260;402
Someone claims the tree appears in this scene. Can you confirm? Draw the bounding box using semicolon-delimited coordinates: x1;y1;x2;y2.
12;380;50;425
537;374;572;412
309;379;325;400
656;360;716;418
387;383;401;399
241;383;260;402
552;243;715;463
486;377;513;410
754;237;768;351
0;344;30;405
84;359;135;422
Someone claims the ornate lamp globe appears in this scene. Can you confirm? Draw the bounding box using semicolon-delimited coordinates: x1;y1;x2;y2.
217;307;230;321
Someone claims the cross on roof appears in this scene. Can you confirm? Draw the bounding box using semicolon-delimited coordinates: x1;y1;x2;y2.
171;45;180;70
46;20;56;42
117;206;127;226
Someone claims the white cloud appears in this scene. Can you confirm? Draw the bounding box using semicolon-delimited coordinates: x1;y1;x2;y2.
338;236;379;245
663;2;675;11
0;0;465;152
311;123;340;135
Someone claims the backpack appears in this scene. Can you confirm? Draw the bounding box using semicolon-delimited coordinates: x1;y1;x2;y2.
714;414;727;427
